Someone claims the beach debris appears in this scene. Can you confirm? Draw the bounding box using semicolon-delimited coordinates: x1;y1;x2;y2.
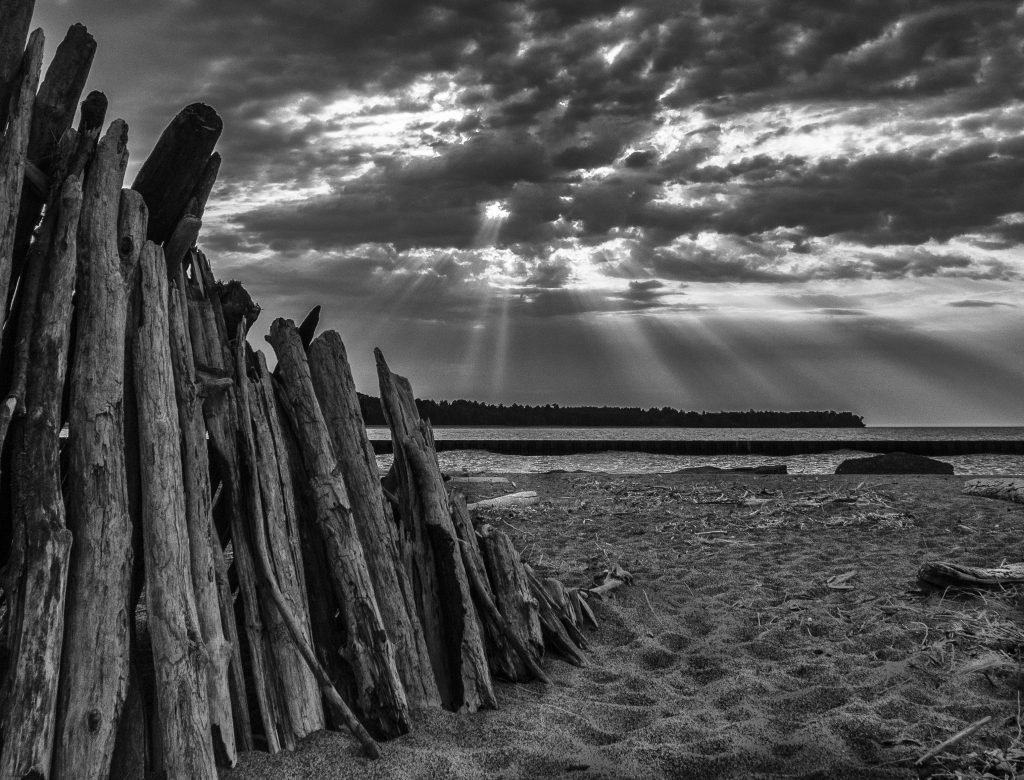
963;478;1024;504
915;714;992;766
834;451;954;474
588;565;635;598
826;570;858;590
469;490;539;509
917;561;1024;590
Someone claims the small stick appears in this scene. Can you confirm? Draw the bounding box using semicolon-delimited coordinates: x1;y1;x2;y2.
915;715;992;766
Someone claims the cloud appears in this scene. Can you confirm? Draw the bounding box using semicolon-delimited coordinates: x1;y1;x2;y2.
947;298;1016;308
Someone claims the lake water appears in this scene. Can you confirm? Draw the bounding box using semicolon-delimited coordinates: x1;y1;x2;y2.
368;427;1024;476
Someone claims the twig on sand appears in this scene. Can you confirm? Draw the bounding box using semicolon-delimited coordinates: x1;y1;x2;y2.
915;715;992;766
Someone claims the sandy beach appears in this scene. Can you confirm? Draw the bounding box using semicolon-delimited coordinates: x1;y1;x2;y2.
225;472;1024;779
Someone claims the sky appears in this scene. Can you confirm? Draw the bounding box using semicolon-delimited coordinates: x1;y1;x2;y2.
31;0;1024;425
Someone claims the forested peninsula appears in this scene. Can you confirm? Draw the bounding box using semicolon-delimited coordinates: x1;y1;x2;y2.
357;395;866;428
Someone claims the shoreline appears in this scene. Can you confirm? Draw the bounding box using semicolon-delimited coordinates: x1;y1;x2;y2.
226;472;1024;779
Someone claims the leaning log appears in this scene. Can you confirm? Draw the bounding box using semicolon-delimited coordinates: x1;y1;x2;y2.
133;240;216;779
184;259;276;752
269;319;411;738
131;103;222;244
246;350;324;745
11;23;96;283
376;348;496;712
166;234;236;767
308;330;439;708
53;123;137;780
237;334;378;758
0;28;43;328
0;0;35;130
450;495;548;684
0;173;79;780
0;128;75;455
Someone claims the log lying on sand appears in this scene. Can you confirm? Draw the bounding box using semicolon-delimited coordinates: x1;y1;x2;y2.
469;491;539;510
963;479;1024;505
376;348;496;713
917;561;1024;590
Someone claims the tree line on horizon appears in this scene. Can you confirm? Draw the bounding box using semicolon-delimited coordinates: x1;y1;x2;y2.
357;394;866;428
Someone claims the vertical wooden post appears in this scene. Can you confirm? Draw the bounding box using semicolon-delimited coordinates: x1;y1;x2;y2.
0;28;42;328
0;173;80;780
165;233;237;765
53;121;137;780
0;0;35;130
133;240;216;779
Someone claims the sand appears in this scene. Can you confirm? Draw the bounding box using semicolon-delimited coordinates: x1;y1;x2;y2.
223;473;1024;779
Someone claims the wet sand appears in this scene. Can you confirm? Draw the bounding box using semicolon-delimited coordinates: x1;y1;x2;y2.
224;472;1024;779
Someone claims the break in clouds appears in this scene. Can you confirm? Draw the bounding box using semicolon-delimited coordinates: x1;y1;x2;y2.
35;0;1024;420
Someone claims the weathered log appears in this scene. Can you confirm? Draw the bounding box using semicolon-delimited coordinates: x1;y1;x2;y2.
0;0;35;130
184;151;220;220
450;495;548;684
10;23;96;283
183;259;274;752
308;330;439;708
269;319;411;738
271;384;349;727
523;564;588;667
468;491;539;510
0;128;76;454
181;253;252;754
131;103;222;243
246;350;324;745
166;233;236;766
963;478;1024;504
53;122;137;780
108;663;148;779
376;348;496;712
238;333;379;758
0;28;42;328
133;239;217;779
0;173;80;780
917;561;1024;590
475;521;545;680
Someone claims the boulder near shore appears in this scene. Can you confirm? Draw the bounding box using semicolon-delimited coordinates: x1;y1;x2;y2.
834;452;954;474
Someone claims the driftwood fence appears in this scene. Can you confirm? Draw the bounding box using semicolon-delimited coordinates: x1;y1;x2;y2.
0;9;616;779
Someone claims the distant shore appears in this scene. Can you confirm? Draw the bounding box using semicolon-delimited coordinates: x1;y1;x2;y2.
357;393;865;428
